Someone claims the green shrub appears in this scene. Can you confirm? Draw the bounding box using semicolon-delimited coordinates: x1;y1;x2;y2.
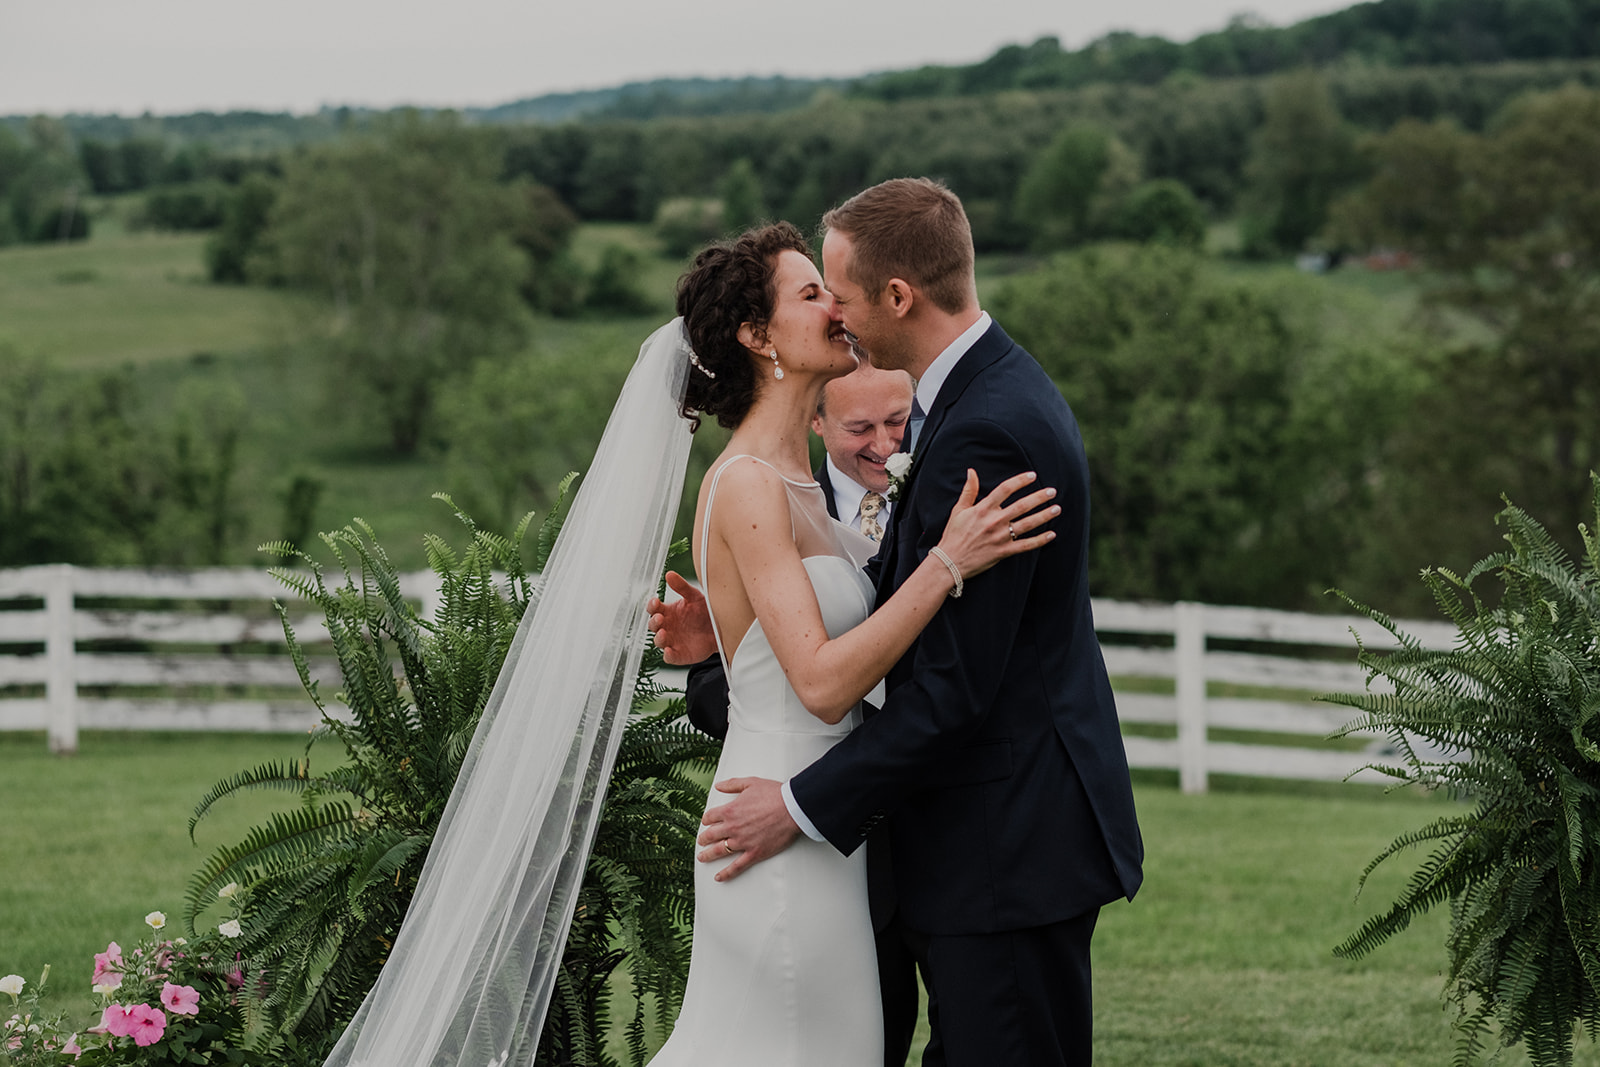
139;181;229;231
585;244;657;315
1111;179;1207;248
654;197;723;259
1326;485;1600;1066
186;494;718;1064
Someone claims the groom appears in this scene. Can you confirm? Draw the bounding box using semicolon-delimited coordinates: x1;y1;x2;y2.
651;177;1142;1066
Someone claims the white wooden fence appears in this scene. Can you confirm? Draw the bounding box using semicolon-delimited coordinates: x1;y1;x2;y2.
0;566;1456;793
0;565;440;754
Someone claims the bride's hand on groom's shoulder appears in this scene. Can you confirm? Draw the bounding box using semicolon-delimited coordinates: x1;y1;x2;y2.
648;571;719;664
938;469;1060;581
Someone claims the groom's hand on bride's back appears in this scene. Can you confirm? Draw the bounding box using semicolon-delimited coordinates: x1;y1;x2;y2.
647;571;719;664
697;777;800;881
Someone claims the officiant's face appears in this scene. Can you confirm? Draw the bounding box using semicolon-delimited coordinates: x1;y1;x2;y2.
762;250;855;378
812;364;913;493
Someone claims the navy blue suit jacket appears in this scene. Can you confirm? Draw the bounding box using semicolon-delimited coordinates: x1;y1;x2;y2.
789;320;1142;936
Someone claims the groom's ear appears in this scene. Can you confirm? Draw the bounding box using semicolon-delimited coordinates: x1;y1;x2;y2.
884;278;915;319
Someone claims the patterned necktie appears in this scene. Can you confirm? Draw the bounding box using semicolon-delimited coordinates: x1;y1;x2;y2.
859;491;886;542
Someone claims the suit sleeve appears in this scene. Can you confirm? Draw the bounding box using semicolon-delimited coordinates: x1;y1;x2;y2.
684;654;729;740
790;417;1048;854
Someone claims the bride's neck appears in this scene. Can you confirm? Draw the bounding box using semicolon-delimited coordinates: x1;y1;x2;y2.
728;374;826;480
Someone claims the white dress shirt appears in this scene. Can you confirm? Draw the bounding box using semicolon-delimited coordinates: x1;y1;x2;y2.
824;456;892;533
783;311;993;843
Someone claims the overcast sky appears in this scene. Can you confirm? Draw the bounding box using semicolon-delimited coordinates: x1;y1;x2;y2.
2;0;1350;117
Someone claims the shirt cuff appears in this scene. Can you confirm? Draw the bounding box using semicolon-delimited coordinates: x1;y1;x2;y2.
781;779;826;842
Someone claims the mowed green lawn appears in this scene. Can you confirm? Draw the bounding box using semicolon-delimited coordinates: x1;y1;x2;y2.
3;731;1594;1064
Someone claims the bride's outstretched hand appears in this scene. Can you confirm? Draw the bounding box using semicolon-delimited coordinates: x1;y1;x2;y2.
647;571;719;664
937;469;1058;582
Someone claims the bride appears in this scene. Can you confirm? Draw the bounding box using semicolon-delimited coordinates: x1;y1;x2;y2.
316;222;1054;1067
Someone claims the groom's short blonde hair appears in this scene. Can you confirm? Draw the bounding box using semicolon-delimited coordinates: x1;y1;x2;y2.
821;177;977;315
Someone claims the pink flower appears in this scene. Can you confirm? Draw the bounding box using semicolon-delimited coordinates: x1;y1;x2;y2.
128;1004;166;1047
62;1033;83;1058
101;1004;137;1038
160;982;199;1016
92;943;123;986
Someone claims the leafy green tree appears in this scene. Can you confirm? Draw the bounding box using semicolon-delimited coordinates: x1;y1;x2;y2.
438;346;627;529
991;245;1414;609
0;349;246;566
1111;178;1207;247
206;173;279;283
1330;84;1600;551
718;157;766;232
5;117;89;244
1239;70;1364;256
261;114;531;454
508;178;584;316
1014;124;1111;249
654;197;723;258
138;179;228;231
585;244;657;316
1014;124;1140;250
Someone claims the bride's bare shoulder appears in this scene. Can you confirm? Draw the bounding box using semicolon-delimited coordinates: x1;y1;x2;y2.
699;454;789;531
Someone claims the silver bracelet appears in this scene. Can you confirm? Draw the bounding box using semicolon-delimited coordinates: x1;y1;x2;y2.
928;546;963;598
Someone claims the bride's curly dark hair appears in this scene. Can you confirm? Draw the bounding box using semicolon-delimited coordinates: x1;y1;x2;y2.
676;221;812;430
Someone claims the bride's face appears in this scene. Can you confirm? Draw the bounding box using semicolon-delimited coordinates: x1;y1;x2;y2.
755;250;856;379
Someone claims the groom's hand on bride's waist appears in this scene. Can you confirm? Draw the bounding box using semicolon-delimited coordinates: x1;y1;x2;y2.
647;571;719;665
697;777;800;881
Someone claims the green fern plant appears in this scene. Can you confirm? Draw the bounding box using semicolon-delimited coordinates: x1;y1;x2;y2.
1324;481;1600;1067
184;483;720;1065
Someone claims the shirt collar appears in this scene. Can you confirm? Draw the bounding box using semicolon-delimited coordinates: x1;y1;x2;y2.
824;456;887;525
914;311;991;416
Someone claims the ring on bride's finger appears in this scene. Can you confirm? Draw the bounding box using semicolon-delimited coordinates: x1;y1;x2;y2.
1008;522;1016;541
723;840;735;856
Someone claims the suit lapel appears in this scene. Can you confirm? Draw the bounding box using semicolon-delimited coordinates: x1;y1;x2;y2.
893;320;1013;506
815;462;841;521
872;321;1014;607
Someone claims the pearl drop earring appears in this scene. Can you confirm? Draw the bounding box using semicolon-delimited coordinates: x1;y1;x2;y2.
770;349;784;380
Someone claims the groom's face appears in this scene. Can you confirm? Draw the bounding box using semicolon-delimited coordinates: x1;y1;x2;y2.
822;230;909;372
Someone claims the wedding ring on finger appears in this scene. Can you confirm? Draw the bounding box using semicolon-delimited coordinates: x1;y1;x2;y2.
723;840;735;856
1008;522;1016;541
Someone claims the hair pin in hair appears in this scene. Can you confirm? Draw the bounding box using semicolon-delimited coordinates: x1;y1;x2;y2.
687;348;716;379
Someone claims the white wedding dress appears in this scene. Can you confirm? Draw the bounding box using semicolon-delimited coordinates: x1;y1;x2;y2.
650;456;885;1066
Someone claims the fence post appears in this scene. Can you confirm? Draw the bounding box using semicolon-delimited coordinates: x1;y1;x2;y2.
44;564;77;754
1174;600;1206;794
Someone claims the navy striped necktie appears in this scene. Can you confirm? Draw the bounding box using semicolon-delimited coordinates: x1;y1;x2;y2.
906;395;926;453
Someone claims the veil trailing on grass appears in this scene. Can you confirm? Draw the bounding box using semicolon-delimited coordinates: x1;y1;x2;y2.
323;320;694;1067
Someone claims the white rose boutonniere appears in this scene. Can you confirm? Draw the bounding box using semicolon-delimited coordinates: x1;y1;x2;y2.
885;451;914;502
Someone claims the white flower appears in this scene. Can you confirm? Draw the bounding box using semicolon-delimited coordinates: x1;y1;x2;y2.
217;883;239;900
0;975;23;997
93;980;122;995
145;911;167;930
884;453;913;479
173;938;188;946
218;919;242;939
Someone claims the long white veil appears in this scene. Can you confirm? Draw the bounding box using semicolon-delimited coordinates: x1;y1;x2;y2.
322;319;694;1067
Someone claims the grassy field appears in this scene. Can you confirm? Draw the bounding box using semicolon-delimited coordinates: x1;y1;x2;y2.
3;731;1595;1065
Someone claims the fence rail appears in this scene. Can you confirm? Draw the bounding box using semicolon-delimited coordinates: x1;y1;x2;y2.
0;566;1456;793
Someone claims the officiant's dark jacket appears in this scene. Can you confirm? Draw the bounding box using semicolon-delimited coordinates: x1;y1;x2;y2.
692;320;1143;936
